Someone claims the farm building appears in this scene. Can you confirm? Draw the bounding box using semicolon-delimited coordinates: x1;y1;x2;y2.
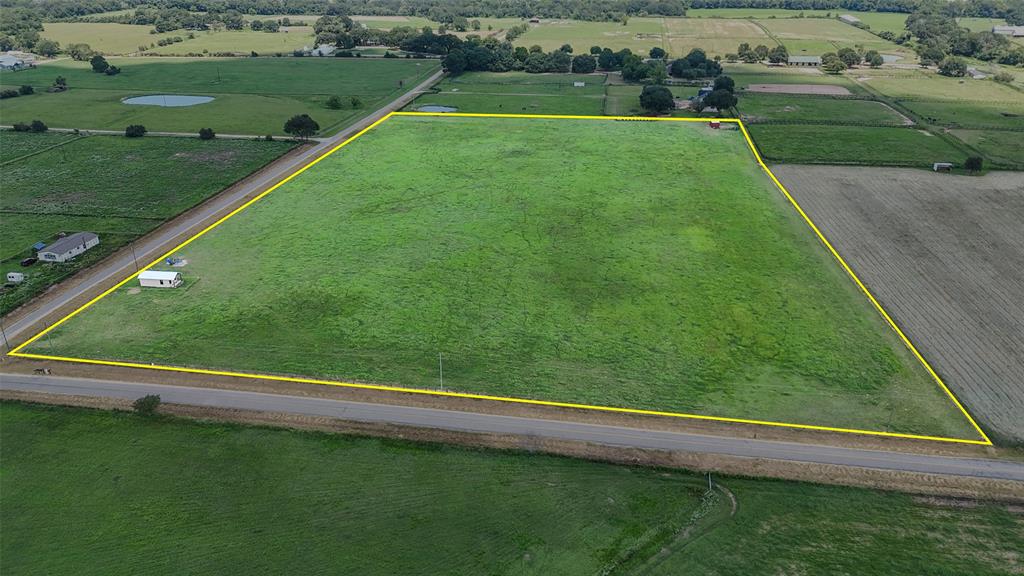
992;25;1024;37
933;162;953;172
0;54;26;70
838;14;861;24
310;44;336;57
6;272;24;284
37;232;99;263
139;270;183;288
788;56;822;67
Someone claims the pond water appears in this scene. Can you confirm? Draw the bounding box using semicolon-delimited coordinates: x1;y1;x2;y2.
415;105;458;113
122;95;215;107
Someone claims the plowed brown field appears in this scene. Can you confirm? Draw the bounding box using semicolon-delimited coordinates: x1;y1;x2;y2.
773;165;1024;444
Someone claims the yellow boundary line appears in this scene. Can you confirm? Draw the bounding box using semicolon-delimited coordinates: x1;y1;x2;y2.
7;111;992;446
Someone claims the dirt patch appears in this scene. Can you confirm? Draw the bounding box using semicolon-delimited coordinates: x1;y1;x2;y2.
773;165;1024;444
746;84;851;95
127;287;141;295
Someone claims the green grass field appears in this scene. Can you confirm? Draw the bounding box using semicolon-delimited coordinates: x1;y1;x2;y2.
757;18;913;59
40;22;164;54
0;130;79;163
0;58;440;135
687;8;836;18
25;115;978;438
513;17;667;55
408;71;606;115
2;402;1021;575
0;131;293;315
145;29;315;56
950;129;1024;168
737;93;909;124
749;124;968;166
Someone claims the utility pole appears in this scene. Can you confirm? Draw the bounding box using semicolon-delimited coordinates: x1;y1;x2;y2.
130;241;139;271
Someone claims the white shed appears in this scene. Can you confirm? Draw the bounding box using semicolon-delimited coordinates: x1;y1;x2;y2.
139;270;183;288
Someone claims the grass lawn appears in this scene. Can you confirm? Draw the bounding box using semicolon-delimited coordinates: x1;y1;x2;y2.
27;115;977;438
723;63;870;95
749;125;968;166
757;18;913;59
513;17;667;55
3;402;1021;575
40;22;164;55
604;84;701;116
408;72;607;115
144;29;315;56
0;132;293;315
736;93;909;124
0;57;440;135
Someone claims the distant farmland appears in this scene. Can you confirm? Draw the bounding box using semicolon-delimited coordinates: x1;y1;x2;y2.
22;115;979;440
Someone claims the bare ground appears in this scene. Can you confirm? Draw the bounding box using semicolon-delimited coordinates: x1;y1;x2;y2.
772;165;1024;445
746;83;852;95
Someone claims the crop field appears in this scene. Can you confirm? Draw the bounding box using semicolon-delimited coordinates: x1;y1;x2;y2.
773;165;1024;444
19;114;981;440
3;402;1022;575
663;18;772;56
40;22;161;55
144;29;315;56
737;93;909;125
0;132;293;315
748;125;968;166
686;8;835;18
0;131;78;163
409;72;606;115
0;58;440;135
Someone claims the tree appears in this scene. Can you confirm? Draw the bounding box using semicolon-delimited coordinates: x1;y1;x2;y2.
90;54;109;73
67;43;93;61
350;96;362;109
768;45;789;64
559;43;573;53
994;71;1015;84
105;65;121;76
29;119;47;133
571;54;596;73
597;49;617;70
18;84;33;95
837;47;861;67
669;57;690;77
471;19;481;31
821;53;847;74
529;44;543;54
326;95;343;109
199;127;215;140
864;50;884;67
649;47;666;59
125;124;147;137
704;89;738;112
965;156;983;173
284;114;319;139
590;46;602;55
443;49;467;75
938;56;967;77
621;54;651;82
133;394;161;416
754;44;769;61
35;39;60;57
713;75;735;93
639;85;674;114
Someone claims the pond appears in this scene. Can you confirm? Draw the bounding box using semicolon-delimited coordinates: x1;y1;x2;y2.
415;105;458;113
122;95;215;107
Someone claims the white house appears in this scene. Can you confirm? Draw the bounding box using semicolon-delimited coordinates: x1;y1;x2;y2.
139;270;183;288
37;232;99;263
992;25;1024;37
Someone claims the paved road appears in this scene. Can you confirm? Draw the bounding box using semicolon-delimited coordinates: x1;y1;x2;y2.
0;70;443;347
3;373;1022;482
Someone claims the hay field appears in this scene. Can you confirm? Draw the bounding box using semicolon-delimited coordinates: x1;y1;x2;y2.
24;115;979;439
774;165;1024;444
663;18;772;56
40;22;164;54
512;18;666;54
758;18;912;59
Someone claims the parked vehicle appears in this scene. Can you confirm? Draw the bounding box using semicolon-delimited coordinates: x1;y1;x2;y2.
20;257;38;267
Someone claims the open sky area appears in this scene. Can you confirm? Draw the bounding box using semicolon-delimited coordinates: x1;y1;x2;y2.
25;114;978;439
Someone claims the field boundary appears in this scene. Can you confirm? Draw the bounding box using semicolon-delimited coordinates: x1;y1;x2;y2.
6;111;992;446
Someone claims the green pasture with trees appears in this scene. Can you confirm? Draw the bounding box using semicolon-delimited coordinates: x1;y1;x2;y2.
28;115;978;439
0;131;293;315
0;58;440;135
3;401;1021;575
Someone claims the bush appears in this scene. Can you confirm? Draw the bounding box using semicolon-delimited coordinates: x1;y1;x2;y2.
994;72;1015;84
349;95;362;109
29;120;47;133
125;124;147;137
199;127;215;140
326;95;343;109
12;123;31;132
18;84;33;95
639;85;674;113
132;394;161;416
264;134;274;141
965;156;983;172
105;65;120;76
0;89;19;99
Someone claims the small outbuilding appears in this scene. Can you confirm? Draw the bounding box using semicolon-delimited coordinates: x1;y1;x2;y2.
139;270;183;288
6;272;25;284
933;162;953;172
709;120;721;129
787;56;821;67
311;44;336;57
37;232;99;263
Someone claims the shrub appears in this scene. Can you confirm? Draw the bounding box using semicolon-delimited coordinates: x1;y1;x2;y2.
29;120;47;132
199;127;215;140
132;394;161;415
18;84;33;95
12;123;31;132
326;95;343;109
994;72;1015;84
0;89;19;99
965;156;983;173
349;95;362;109
264;134;274;141
104;65;120;76
125;124;147;137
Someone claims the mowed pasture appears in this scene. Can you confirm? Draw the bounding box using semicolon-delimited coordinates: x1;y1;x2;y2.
950;130;1024;169
0;58;440;135
5;402;1022;575
0;131;293;315
408;71;606;115
662;18;772;56
144;29;315;56
737;93;910;125
27;115;978;439
748;125;968;166
774;165;1024;444
758;18;913;59
513;17;667;54
40;22;162;54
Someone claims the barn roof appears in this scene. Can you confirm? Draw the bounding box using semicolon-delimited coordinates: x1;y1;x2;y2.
139;270;181;281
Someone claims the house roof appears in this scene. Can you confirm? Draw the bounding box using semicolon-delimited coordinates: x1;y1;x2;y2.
993;25;1024;36
788;56;822;63
0;55;24;66
39;232;98;255
139;270;181;281
839;14;861;22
